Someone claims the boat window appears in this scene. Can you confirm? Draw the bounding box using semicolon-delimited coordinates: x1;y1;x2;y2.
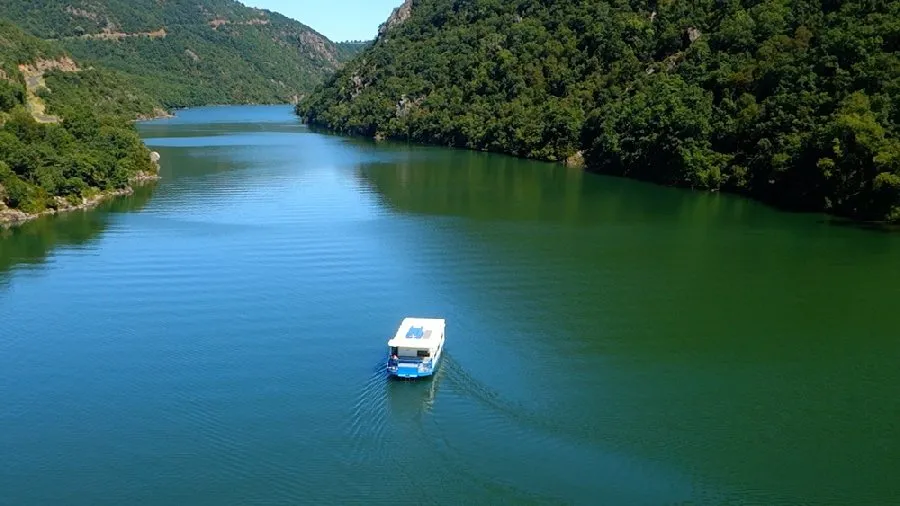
417;349;431;358
390;347;398;355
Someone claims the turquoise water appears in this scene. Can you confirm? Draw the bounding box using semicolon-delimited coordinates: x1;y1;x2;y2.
1;105;899;505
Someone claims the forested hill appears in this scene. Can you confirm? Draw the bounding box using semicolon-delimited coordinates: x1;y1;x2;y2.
298;0;900;223
1;20;158;221
0;0;361;107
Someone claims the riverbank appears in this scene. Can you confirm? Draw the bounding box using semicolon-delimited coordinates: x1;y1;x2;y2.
133;108;175;122
307;120;900;228
0;170;160;228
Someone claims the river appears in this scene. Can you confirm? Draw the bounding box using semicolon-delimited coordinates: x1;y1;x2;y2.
1;105;898;505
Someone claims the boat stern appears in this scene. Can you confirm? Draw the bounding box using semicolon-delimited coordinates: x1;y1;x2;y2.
387;360;435;379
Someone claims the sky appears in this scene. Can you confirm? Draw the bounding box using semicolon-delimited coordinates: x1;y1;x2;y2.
241;0;402;42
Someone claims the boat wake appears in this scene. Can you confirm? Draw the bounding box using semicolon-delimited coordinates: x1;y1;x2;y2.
439;355;545;432
344;362;390;466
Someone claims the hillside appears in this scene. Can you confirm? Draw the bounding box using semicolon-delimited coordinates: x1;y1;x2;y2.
0;0;360;107
298;0;900;223
1;20;158;223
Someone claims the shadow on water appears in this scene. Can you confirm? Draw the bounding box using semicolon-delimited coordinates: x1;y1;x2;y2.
353;141;900;236
351;148;810;231
353;147;900;238
0;184;156;282
818;215;900;233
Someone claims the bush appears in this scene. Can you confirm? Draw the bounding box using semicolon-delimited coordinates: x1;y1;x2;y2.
0;80;25;112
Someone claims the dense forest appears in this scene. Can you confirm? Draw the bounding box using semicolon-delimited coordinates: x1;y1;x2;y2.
0;0;364;107
299;0;900;222
0;20;157;218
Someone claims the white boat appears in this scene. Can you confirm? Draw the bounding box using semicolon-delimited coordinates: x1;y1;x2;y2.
386;317;446;379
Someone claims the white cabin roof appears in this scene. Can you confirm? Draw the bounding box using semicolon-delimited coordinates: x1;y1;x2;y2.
388;317;445;348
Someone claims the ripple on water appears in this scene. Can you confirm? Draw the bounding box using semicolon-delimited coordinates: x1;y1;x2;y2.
4;106;898;505
345;364;391;465
416;355;706;504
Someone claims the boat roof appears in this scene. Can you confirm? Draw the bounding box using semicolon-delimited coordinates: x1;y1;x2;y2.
388;317;445;348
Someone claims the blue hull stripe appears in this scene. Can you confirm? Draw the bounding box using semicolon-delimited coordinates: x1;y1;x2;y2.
387;359;440;379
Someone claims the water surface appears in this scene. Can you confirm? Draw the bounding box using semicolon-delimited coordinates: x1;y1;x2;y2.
2;105;898;505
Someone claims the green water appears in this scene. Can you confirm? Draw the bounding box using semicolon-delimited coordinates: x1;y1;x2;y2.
1;105;898;505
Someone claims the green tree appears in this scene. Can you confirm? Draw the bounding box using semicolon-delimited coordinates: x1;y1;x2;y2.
298;0;900;223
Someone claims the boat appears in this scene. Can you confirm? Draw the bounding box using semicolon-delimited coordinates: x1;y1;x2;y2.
386;317;446;379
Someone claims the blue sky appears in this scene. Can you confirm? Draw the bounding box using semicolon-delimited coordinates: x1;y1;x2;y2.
241;0;402;42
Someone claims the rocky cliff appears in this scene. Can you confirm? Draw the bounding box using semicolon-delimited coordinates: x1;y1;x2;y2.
378;0;414;39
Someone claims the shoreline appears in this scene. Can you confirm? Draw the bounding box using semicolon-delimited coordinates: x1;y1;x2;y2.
131;107;175;123
302;118;900;229
0;171;160;228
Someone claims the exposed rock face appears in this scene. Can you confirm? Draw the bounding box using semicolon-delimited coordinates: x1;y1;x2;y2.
378;0;414;39
686;27;702;44
18;57;80;74
150;151;161;164
17;58;82;124
0;200;31;226
134;108;173;122
0;185;156;228
65;6;101;22
299;31;339;66
208;17;269;30
67;28;167;41
395;94;423;118
349;72;370;99
565;151;585;168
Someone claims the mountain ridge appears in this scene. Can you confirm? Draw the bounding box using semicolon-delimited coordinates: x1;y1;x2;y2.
0;0;364;107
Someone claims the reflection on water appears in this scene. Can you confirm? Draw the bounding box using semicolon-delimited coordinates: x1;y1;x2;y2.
0;184;156;280
3;106;900;505
353;147;784;228
386;357;445;416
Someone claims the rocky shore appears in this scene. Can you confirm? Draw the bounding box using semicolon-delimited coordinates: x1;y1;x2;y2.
0;153;161;228
133;108;175;122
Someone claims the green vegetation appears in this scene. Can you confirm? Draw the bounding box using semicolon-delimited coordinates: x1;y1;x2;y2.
0;0;359;107
299;0;900;222
1;20;157;218
43;68;163;119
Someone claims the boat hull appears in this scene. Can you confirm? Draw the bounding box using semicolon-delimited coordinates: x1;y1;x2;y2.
388;358;440;379
389;368;434;379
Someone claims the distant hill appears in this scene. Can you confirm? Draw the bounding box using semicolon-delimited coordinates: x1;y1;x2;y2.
299;0;900;223
336;40;372;59
0;0;358;107
1;19;158;222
